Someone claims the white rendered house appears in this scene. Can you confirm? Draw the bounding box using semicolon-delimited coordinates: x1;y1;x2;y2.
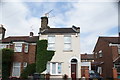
39;16;81;79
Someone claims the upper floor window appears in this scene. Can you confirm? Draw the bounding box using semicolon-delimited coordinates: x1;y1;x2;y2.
14;43;22;52
64;35;71;51
47;35;55;50
24;44;28;53
0;44;7;49
99;50;103;58
118;45;120;54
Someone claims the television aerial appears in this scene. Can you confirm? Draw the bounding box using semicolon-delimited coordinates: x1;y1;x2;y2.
44;9;55;18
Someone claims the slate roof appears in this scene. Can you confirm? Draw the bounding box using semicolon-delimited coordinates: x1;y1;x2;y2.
100;37;120;44
40;26;80;34
81;54;94;60
2;36;39;43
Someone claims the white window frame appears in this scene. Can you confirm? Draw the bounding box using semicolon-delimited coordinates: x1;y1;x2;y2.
47;35;55;50
14;43;22;52
0;44;8;49
12;62;21;77
24;44;28;53
64;35;72;51
118;45;120;54
47;62;62;75
99;50;103;58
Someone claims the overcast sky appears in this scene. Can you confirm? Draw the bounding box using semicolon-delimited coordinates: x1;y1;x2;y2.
0;0;119;54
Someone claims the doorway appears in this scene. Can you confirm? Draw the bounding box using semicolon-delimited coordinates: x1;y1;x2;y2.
71;59;77;80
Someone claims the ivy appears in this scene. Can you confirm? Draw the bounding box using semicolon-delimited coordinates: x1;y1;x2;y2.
36;40;55;73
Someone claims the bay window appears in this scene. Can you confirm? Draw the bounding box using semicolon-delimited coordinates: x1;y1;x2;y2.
14;43;22;52
24;44;28;53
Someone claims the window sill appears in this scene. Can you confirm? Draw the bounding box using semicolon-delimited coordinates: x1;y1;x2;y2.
63;50;73;52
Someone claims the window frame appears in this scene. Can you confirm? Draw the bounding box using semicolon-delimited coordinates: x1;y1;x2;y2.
12;62;21;77
64;35;72;51
24;44;29;53
47;35;55;50
14;43;23;52
47;62;62;75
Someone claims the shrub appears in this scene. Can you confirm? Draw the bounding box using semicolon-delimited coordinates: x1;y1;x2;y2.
21;63;36;79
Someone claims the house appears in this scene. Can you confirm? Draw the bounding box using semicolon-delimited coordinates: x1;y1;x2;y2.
93;36;120;78
39;16;81;79
1;32;39;77
81;53;94;77
0;24;6;40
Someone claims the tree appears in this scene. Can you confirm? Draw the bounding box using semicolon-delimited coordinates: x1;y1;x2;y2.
1;48;14;79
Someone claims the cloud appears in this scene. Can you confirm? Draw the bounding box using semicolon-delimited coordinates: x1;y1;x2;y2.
0;1;40;36
50;2;118;53
0;1;118;54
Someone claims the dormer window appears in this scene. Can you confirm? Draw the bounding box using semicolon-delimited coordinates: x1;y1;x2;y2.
14;43;22;52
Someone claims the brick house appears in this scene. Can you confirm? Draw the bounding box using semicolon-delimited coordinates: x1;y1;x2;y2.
81;53;94;77
1;32;39;77
93;36;120;78
39;16;81;78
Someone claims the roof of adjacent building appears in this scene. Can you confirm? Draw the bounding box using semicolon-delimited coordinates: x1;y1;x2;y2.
81;54;94;60
99;37;120;44
40;26;80;34
93;36;120;52
2;36;39;43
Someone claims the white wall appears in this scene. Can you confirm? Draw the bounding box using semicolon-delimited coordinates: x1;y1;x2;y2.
40;34;81;78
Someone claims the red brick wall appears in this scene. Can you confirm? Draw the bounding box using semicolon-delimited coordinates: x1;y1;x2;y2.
94;39;113;78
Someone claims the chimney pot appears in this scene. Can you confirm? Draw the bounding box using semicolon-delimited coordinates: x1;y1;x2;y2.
30;32;34;37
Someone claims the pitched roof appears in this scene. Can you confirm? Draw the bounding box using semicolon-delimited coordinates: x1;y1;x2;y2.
100;37;120;44
93;36;120;52
2;36;39;43
40;26;80;34
81;54;94;60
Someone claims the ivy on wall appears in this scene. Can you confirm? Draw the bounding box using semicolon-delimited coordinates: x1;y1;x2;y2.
21;40;55;78
1;48;14;79
36;40;55;73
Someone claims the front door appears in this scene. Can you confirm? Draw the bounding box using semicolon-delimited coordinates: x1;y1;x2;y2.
71;64;76;80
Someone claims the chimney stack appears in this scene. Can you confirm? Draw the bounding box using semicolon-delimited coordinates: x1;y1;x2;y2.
0;24;6;40
41;17;48;30
119;32;120;37
30;32;34;37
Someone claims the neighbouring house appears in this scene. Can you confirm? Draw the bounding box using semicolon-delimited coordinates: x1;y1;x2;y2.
81;53;94;77
93;36;120;78
0;24;6;40
39;16;81;78
0;32;39;78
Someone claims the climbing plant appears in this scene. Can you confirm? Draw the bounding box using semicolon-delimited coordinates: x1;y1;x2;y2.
36;40;55;73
